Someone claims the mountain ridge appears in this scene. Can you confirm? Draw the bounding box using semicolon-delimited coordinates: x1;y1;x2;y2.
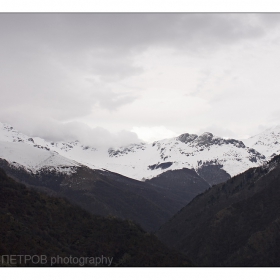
1;122;278;184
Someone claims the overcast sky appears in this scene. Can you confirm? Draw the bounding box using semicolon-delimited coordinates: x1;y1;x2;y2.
1;13;280;146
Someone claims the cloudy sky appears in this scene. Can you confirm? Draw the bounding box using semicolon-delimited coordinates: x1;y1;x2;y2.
1;13;280;146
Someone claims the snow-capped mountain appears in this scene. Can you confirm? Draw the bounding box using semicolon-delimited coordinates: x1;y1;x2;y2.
2;121;280;233
243;125;280;160
0;123;81;174
101;132;267;180
1;122;278;182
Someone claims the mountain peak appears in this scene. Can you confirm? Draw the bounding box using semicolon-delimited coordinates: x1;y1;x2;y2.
177;133;198;144
177;132;218;146
195;132;214;145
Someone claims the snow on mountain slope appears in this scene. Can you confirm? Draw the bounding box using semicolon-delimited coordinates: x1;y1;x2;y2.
102;132;266;180
0;123;81;174
243;125;280;160
0;122;277;181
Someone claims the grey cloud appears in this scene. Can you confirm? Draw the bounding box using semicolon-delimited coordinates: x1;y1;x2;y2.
1;13;278;84
257;13;280;27
1;14;276;56
0;49;138;122
41;121;141;148
59;14;278;50
0;112;141;148
98;92;139;111
190;69;211;96
86;50;144;81
1;13;280;143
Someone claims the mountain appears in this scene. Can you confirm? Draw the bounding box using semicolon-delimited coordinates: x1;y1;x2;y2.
0;123;87;174
157;154;280;266
2;121;280;266
0;158;187;232
0;123;217;231
91;131;266;182
0;168;191;267
244;125;280;160
0;122;271;184
1;121;280;232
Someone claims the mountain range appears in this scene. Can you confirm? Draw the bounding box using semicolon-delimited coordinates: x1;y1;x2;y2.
2;122;280;181
2;121;280;266
1;122;280;232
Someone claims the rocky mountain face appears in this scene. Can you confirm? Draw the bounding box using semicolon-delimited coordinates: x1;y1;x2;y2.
157;154;280;266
